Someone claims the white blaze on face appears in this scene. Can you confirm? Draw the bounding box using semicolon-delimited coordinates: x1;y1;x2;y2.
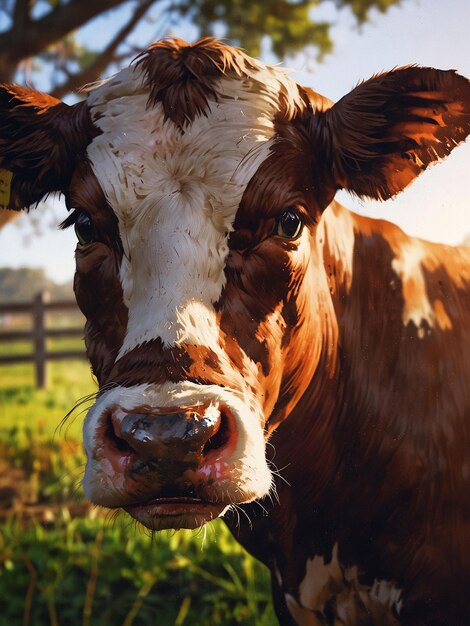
86;63;302;358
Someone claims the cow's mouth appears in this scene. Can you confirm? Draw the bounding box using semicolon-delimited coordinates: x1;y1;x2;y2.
123;496;228;530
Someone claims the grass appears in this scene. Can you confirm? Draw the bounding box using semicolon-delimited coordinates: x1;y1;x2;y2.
0;516;275;626
0;360;96;438
0;358;276;625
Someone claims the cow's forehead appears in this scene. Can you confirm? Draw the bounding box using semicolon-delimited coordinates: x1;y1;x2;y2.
88;56;304;205
87;83;272;223
84;51;308;221
82;45;311;354
86;41;305;125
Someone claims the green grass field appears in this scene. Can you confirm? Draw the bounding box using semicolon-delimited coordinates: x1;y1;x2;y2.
0;360;95;439
0;360;275;626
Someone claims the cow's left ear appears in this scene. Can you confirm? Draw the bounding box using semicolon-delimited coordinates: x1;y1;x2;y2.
0;84;95;211
311;67;470;200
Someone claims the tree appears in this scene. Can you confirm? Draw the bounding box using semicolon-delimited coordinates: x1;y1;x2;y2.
0;0;402;227
0;266;73;301
0;0;402;91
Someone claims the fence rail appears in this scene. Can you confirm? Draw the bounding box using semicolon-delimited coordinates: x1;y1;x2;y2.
0;291;86;388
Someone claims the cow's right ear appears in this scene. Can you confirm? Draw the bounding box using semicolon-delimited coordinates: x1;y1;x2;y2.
0;84;95;211
309;67;470;201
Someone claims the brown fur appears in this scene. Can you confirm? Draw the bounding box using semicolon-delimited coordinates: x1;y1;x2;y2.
136;37;258;128
1;39;470;626
309;67;470;200
0;85;97;210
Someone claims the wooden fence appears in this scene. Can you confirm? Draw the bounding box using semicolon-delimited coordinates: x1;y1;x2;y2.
0;291;86;388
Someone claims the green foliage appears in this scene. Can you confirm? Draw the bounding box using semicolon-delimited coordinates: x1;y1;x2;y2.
177;0;332;58
340;0;401;22
175;0;401;58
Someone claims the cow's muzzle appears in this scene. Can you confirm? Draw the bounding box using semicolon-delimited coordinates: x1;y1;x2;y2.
92;402;235;529
83;382;272;530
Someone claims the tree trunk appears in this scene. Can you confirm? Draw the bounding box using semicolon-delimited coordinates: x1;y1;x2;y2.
0;55;18;83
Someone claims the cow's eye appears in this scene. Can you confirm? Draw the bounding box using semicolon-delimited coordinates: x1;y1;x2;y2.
60;208;95;245
276;209;303;239
74;211;94;246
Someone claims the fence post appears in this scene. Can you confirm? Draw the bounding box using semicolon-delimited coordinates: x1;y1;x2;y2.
33;291;49;389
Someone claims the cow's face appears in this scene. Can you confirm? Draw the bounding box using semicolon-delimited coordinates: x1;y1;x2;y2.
1;39;468;530
72;42;334;529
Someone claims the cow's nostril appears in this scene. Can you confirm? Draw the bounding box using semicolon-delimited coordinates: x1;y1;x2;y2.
105;414;134;454
202;411;231;456
101;406;234;467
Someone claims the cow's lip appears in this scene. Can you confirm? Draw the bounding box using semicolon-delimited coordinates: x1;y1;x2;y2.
123;496;227;529
124;496;226;517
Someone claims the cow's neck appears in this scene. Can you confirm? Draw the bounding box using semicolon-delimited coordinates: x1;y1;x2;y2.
227;201;470;622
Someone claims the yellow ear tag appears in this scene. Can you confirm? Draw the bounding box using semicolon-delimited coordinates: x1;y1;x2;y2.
0;169;13;207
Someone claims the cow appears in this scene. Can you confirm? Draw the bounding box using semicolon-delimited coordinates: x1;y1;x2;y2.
0;38;469;626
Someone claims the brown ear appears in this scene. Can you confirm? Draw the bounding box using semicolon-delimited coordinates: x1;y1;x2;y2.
312;67;470;200
0;84;96;211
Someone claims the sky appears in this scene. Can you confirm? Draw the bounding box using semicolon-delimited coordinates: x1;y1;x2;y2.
1;0;469;283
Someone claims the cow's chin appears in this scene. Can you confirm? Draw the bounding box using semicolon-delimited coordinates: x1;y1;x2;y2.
123;499;229;530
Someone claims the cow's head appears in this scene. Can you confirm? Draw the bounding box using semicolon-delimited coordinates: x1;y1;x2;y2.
1;38;468;530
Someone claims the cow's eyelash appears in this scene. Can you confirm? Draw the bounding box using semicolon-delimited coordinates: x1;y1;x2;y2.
59;208;84;230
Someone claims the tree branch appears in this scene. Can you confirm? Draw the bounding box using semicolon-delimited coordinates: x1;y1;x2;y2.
50;0;154;99
0;0;140;66
12;0;33;31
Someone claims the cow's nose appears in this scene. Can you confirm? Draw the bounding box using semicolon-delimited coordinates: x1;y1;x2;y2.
104;405;231;472
119;408;221;457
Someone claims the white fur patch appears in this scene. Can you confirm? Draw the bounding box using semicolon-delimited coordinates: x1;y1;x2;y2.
299;544;343;611
284;594;322;626
83;381;271;507
391;240;435;331
283;544;402;625
369;579;403;615
85;61;304;357
318;202;355;292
